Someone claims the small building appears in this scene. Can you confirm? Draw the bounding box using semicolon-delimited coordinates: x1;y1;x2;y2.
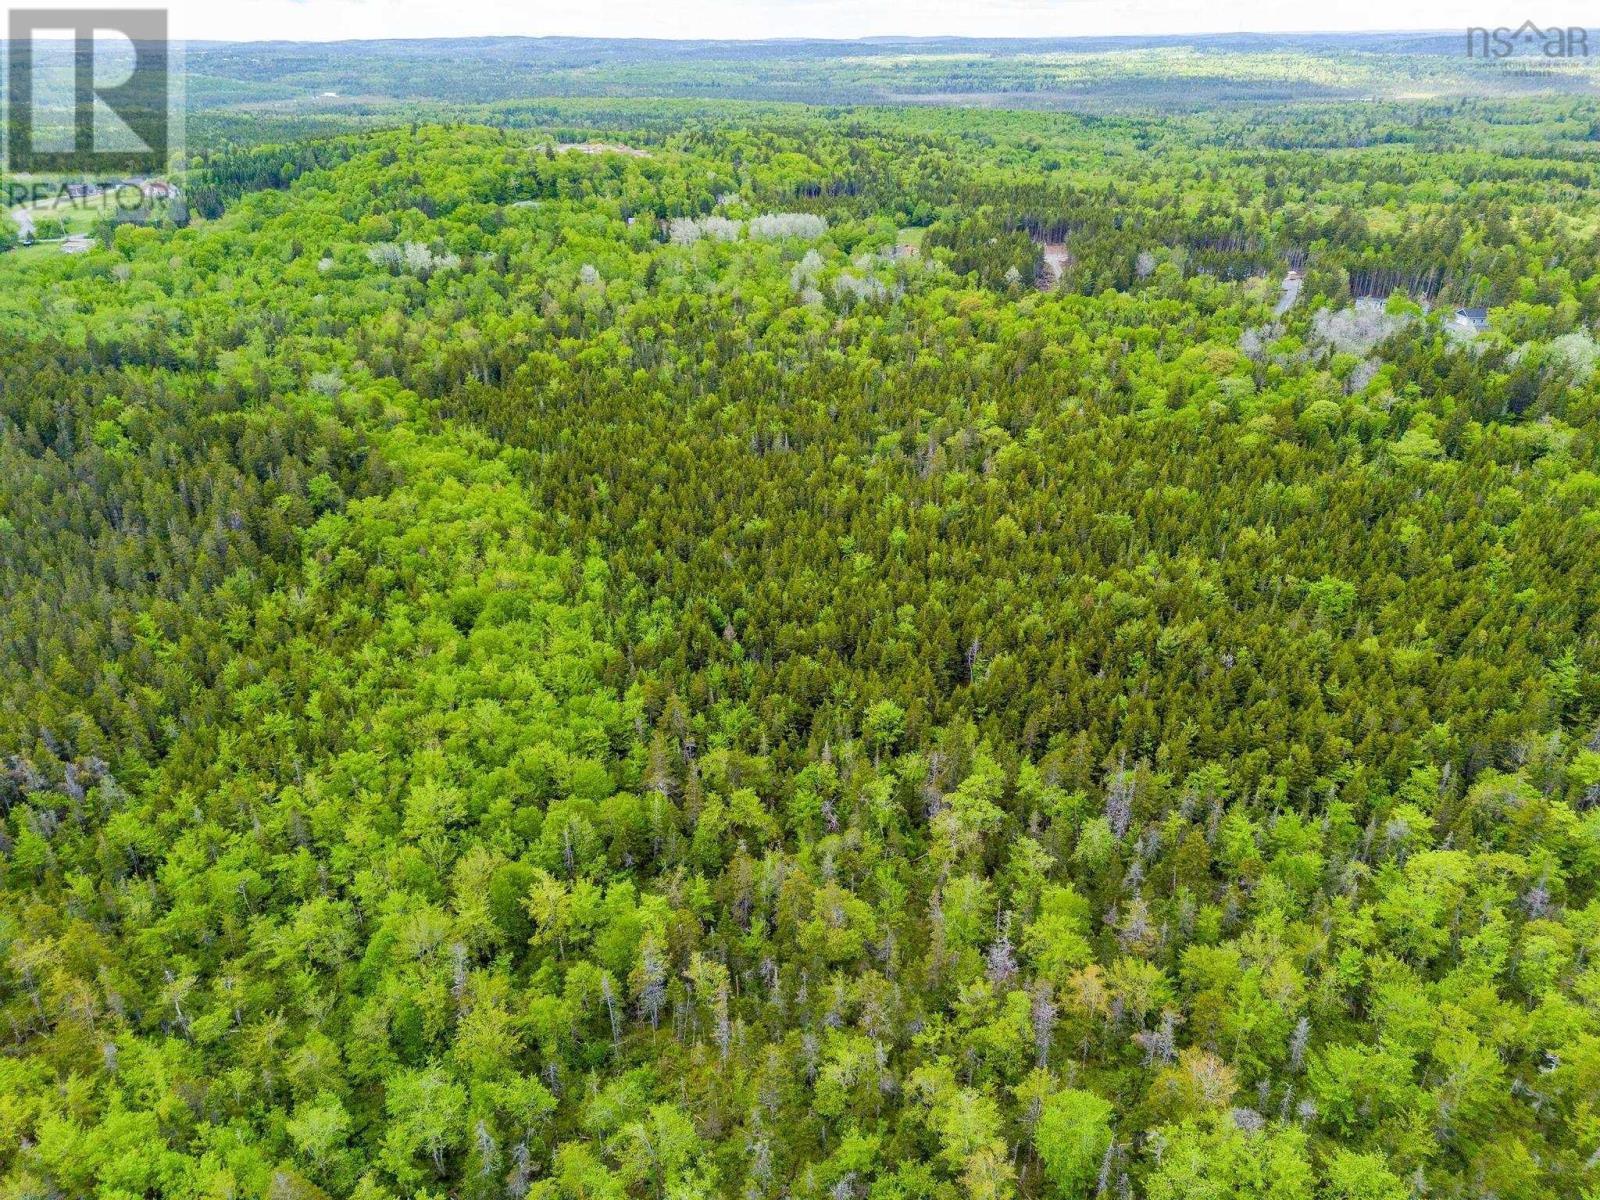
1454;306;1488;333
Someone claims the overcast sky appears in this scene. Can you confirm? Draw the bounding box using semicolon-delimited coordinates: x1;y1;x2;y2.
30;0;1600;44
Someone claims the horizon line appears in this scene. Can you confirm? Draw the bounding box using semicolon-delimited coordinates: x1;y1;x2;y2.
9;27;1489;46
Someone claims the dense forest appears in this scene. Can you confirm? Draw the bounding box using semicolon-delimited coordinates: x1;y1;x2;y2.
3;81;1600;1200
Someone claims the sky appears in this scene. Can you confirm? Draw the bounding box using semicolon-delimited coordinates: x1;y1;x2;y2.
21;0;1600;44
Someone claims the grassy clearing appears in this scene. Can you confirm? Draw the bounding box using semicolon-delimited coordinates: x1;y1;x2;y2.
17;198;105;236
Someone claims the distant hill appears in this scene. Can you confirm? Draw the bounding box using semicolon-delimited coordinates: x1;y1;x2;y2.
164;31;1597;112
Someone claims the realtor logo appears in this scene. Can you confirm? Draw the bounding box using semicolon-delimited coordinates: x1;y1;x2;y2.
6;8;171;172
